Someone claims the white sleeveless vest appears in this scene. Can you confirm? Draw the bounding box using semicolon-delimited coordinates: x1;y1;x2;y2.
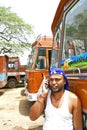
43;90;73;130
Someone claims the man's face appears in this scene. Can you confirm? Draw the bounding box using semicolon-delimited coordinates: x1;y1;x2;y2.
49;74;66;93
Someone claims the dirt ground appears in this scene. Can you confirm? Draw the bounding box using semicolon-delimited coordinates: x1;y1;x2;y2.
0;86;44;130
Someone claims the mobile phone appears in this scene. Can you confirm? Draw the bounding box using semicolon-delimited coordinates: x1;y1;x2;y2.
43;75;50;88
45;82;50;88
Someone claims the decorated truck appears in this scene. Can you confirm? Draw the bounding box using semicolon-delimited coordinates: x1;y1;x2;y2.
50;0;87;129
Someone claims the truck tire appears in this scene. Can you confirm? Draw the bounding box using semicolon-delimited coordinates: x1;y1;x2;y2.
8;79;17;88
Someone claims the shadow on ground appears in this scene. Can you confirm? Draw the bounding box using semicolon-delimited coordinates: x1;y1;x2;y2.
12;125;42;130
28;125;42;130
0;91;4;96
19;98;35;116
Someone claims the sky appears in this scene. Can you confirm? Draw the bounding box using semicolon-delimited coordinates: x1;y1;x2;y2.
0;0;60;64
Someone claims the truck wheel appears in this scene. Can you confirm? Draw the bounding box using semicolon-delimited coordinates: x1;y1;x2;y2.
8;79;17;88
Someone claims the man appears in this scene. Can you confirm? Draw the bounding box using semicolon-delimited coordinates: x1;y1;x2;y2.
30;68;82;130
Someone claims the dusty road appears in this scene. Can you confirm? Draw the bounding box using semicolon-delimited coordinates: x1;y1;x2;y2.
0;86;44;130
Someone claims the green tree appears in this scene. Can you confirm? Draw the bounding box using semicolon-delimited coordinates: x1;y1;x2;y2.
0;6;34;55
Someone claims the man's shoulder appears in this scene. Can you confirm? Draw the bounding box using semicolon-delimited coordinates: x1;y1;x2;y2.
66;90;78;100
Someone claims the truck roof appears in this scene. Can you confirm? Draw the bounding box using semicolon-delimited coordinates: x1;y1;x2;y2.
32;35;52;48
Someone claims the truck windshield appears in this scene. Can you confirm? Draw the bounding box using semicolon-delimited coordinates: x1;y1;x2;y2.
27;47;46;70
35;48;46;70
8;61;18;70
27;47;36;70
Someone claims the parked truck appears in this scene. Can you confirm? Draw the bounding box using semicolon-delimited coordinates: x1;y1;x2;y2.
51;0;87;129
0;55;26;88
25;35;52;101
7;56;26;88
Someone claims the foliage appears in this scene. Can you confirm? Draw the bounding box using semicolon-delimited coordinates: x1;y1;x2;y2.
0;6;35;55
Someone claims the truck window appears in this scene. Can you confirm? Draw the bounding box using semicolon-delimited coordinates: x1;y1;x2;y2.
51;22;62;69
8;61;18;70
35;48;46;70
62;0;87;70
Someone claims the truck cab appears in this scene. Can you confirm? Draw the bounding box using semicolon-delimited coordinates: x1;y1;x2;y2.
7;57;26;88
26;35;52;101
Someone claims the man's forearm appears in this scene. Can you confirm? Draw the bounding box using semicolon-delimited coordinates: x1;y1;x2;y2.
29;94;46;120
